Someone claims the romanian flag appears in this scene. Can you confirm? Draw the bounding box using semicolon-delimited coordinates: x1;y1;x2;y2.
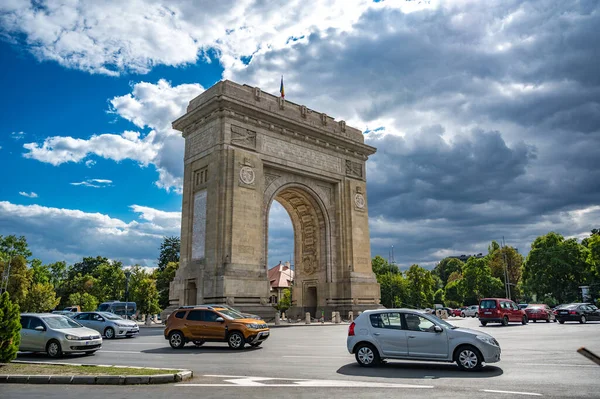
280;75;285;98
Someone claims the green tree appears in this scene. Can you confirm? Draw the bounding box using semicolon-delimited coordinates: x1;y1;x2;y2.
0;235;32;260
0;255;32;307
405;264;435;308
378;272;409;308
444;279;463;307
156;261;179;310
30;260;52;285
274;288;292;312
68;292;99;311
432;258;464;287
434;288;445;305
447;271;462;283
523;232;590;304
488;240;500;255
137;278;160;316
48;261;68;288
459;257;504;304
69;256;110;278
0;292;21;363
158;236;180;272
372;256;399;276
23;282;60;312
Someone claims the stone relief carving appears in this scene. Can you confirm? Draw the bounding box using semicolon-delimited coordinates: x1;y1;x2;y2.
191;190;207;260
231;124;257;149
354;193;365;209
239;166;256;185
345;160;363;178
302;252;317;275
264;173;280;190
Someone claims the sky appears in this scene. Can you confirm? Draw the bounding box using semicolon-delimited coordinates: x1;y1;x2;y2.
0;0;599;270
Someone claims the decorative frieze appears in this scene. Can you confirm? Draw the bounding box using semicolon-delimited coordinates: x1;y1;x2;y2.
345;160;363;179
231;124;257;150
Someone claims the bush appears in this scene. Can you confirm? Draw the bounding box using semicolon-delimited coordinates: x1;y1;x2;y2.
0;291;21;363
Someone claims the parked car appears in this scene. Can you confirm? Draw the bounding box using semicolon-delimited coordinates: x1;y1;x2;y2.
524;304;556;323
346;309;501;371
478;298;528;326
97;301;137;319
555;303;600;324
164;305;270;349
462;305;479;318
518;303;528;310
19;313;102;358
51;305;81;316
450;308;462;317
71;311;139;339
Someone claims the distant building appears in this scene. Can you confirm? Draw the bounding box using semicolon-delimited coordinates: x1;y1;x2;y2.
268;261;294;304
448;253;485;263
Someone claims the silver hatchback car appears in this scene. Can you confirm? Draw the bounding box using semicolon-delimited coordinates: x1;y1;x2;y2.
19;313;102;358
347;309;501;371
71;312;139;339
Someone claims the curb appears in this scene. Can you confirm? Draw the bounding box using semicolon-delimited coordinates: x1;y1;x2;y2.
0;362;193;385
268;322;350;328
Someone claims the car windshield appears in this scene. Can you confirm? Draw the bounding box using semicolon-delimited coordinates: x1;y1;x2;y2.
98;312;123;320
43;316;82;329
428;313;458;329
217;309;245;319
527;305;544;308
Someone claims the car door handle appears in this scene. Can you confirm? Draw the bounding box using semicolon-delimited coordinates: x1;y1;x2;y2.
408;335;416;338
373;332;380;336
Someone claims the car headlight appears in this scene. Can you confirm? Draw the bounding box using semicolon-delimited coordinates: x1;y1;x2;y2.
115;323;128;327
247;323;260;329
476;335;499;347
65;334;84;340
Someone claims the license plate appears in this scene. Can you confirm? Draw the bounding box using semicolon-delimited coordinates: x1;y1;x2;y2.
261;331;269;337
484;312;491;315
560;311;568;314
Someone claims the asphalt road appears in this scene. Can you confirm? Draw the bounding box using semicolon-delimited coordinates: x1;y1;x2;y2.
3;316;600;398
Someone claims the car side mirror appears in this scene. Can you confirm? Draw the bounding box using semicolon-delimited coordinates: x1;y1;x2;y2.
433;325;443;333
215;317;224;323
34;325;45;331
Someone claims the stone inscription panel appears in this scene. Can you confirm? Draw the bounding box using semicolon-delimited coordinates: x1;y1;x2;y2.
262;136;341;174
186;127;216;160
192;189;207;260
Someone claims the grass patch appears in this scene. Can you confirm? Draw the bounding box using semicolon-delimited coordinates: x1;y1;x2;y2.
0;363;180;376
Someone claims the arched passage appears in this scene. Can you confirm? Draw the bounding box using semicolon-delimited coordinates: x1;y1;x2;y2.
265;183;332;317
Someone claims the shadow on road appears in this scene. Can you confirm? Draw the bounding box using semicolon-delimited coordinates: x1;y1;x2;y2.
17;352;92;361
141;345;263;355
336;362;503;379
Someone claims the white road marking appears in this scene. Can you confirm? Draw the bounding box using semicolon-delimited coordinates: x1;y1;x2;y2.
520;363;598;368
176;375;434;388
482;389;542;396
282;355;348;359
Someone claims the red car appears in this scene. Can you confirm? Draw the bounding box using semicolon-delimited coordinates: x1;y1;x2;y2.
478;298;528;326
524;304;556;323
450;308;462;317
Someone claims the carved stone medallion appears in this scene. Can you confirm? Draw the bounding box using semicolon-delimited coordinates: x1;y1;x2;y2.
354;193;365;209
239;166;256;185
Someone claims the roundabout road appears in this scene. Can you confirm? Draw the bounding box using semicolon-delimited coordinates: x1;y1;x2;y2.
5;317;600;398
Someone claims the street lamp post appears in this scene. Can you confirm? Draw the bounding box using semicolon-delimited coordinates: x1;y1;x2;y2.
124;270;132;319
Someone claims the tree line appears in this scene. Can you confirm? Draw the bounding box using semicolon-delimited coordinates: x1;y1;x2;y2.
373;230;600;308
0;235;180;316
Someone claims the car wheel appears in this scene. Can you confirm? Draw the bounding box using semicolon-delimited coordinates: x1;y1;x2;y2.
533;319;537;323
193;340;205;347
355;343;380;367
461;312;465;317
228;331;246;350
104;327;115;339
580;315;587;324
559;320;565;324
475;313;479;318
502;316;509;326
46;340;63;358
522;316;528;325
481;321;487;326
249;342;262;347
546;316;550;323
169;331;186;349
455;346;483;371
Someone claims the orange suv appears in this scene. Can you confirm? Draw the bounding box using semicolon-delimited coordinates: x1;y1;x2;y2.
164;305;270;349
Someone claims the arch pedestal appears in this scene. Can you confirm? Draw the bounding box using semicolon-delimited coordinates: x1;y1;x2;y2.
164;80;381;319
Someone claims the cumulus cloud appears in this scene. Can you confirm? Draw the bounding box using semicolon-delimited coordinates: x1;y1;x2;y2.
70;179;113;188
0;201;180;266
18;191;38;198
23;79;204;192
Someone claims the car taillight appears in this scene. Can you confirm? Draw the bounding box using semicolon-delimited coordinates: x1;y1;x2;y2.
569;311;577;315
348;322;355;336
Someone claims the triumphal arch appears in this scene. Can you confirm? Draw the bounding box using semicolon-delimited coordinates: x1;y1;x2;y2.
168;80;380;319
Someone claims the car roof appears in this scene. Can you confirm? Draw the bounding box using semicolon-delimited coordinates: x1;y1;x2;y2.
359;308;428;314
21;313;66;317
